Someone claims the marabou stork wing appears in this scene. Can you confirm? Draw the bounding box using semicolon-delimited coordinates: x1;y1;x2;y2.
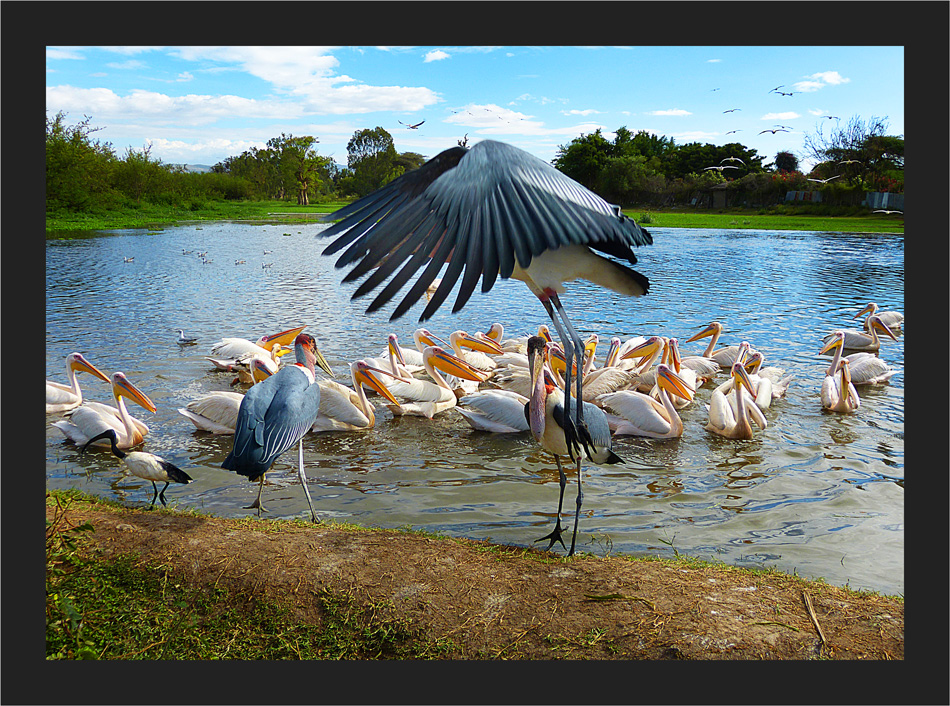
319;140;651;322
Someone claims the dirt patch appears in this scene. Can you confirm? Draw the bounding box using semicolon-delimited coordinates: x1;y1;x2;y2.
47;498;903;661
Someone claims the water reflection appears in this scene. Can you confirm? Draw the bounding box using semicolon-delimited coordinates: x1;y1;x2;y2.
46;224;904;594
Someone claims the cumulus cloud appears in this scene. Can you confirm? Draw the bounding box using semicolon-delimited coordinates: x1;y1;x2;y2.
707;58;722;63
761;112;800;121
794;70;850;92
424;50;450;63
647;108;691;117
561;109;602;116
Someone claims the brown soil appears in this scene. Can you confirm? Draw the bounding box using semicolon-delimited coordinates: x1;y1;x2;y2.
47;498;903;662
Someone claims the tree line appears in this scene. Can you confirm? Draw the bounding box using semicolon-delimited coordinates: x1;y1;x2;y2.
46;111;902;218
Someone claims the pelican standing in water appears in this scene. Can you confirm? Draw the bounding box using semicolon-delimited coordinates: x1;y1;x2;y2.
318;139;652;465
854;302;903;332
46;352;111;414
310;360;407;433
81;428;192;507
597;363;695;438
524;335;622;556
821;315;898;353
52;372;157;449
222;333;333;521
821;358;861;413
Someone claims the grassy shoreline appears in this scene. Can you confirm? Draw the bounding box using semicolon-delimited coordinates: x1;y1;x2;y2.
45;200;904;235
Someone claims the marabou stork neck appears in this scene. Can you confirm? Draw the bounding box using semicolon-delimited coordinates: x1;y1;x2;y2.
318;139;651;463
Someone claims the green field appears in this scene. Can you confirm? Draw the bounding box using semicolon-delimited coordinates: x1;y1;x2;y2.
45;201;904;235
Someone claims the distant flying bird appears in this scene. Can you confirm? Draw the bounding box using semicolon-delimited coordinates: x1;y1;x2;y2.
725;130;741;134
807;175;841;184
704;165;739;172
872;209;903;215
838;159;862;165
720;156;745;165
774;90;797;96
823;115;841;120
769;85;785;93
759;128;789;135
398;119;425;129
722;108;741;113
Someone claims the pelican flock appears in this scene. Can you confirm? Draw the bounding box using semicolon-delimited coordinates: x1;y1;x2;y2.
51;141;902;558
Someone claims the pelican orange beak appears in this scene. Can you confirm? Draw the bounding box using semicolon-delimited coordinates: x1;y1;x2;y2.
869;316;899;341
453;330;504;355
668;338;682;371
354;361;403;405
819;333;844;356
686;322;721;343
538;325;553;343
73;355;111;384
547;345;567;375
620;336;662;361
427;346;490;382
583;335;599;362
251;359;274;383
604;337;620;368
113;373;157;413
732;363;757;397
657;364;695;400
274;346;292;358
839;358;852;385
853;303;876;319
417;328;447;347
261;325;308;351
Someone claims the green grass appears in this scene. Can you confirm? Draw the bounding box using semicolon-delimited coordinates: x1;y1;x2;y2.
626;208;903;233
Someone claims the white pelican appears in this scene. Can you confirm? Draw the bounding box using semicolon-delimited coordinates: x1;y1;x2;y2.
649;338;698;410
310;361;406;433
176;329;198;345
46;352;111;414
705;362;766;440
378;328;444;373
208;325;307;361
715;349;793;411
52;372;158;449
686;321;758;368
580;338;643;403
854;302;903;332
81;429;192;507
443;330;506;397
456;389;530;433
232;345;288;385
495;324;554;354
319;139;652;466
363;333;414;379
597;363;695;439
385;346;490;419
821;358;861;414
820;331;896;386
222;333;333;520
179;360;275;434
821;315;897;353
621;335;669;393
525;335;622;556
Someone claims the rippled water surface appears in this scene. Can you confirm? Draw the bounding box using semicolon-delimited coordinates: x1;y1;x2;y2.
46;223;904;594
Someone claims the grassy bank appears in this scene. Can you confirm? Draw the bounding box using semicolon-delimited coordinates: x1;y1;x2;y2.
45;200;904;235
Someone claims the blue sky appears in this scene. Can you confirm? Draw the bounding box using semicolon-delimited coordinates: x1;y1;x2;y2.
45;45;904;172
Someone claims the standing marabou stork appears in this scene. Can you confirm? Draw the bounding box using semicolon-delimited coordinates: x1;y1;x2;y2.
524;336;622;556
81;428;192;507
318;139;652;463
222;333;333;521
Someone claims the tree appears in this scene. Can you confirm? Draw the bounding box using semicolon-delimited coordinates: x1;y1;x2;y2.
802;115;903;190
552;129;612;191
346;127;400;197
774;151;799;173
45;111;116;210
268;134;330;205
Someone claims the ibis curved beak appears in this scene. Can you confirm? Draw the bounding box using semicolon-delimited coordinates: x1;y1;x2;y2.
658;365;694;400
354;362;402;405
685;322;721;343
427;347;490;382
74;355;111;384
262;325;308;350
114;374;157;413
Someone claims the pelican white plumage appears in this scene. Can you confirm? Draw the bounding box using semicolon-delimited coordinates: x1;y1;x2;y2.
705;362;766;440
686;321;758;368
650;338;698;410
318;139;652;464
310;361;406;433
384;346;490;418
715;350;793;410
821;358;860;413
443;329;505;397
456;389;530;433
208;325;306;361
820;331;896;386
378;328;444;373
52;372;157;449
821;315;897;353
232;345;287;385
46;352;111;414
81;428;192;507
597;363;694;438
854;302;903;332
179;360;275;434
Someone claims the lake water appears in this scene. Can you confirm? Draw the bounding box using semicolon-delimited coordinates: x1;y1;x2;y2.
45;221;904;595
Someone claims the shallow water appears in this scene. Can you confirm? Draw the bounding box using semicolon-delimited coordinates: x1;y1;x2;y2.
45;222;904;595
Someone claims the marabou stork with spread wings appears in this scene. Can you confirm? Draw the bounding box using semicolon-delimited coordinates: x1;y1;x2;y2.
318;139;652;462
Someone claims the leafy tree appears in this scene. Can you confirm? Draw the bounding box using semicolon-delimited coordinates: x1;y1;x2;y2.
552;129;612;191
45;111;116;210
393;151;427;174
346;127;400;197
802;115;903;190
774;151;799;173
268;133;330;205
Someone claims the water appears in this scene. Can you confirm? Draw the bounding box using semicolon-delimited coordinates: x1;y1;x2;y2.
45;222;904;595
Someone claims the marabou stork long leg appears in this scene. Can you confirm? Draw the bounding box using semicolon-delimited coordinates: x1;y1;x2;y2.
246;475;267;515
298;440;318;523
567;457;585;557
535;455;568;551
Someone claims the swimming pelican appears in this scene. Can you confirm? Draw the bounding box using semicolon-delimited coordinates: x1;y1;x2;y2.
176;329;198;345
179;360;275;434
853;302;903;332
456;389;531;433
318;139;652;466
232;345;288;385
384;346;490;419
81;429;192;507
524;335;622;556
46;352;111;414
598;363;694;438
650;338;698;410
444;330;506;396
222;333;333;521
686;321;758;367
821;315;897;353
820;331;896;386
310;361;406;433
208;325;307;361
379;328;445;373
52;372;157;449
705;362;766;440
821;358;860;414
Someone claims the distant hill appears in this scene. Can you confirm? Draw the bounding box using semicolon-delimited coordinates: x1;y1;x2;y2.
173;164;214;173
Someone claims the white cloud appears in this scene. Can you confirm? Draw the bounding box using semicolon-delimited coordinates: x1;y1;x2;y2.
794;71;850;92
793;80;825;93
561;109;602;116
646;109;691;117
424;50;451;63
761;112;800;121
106;60;147;70
46;47;85;60
707;59;722;63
